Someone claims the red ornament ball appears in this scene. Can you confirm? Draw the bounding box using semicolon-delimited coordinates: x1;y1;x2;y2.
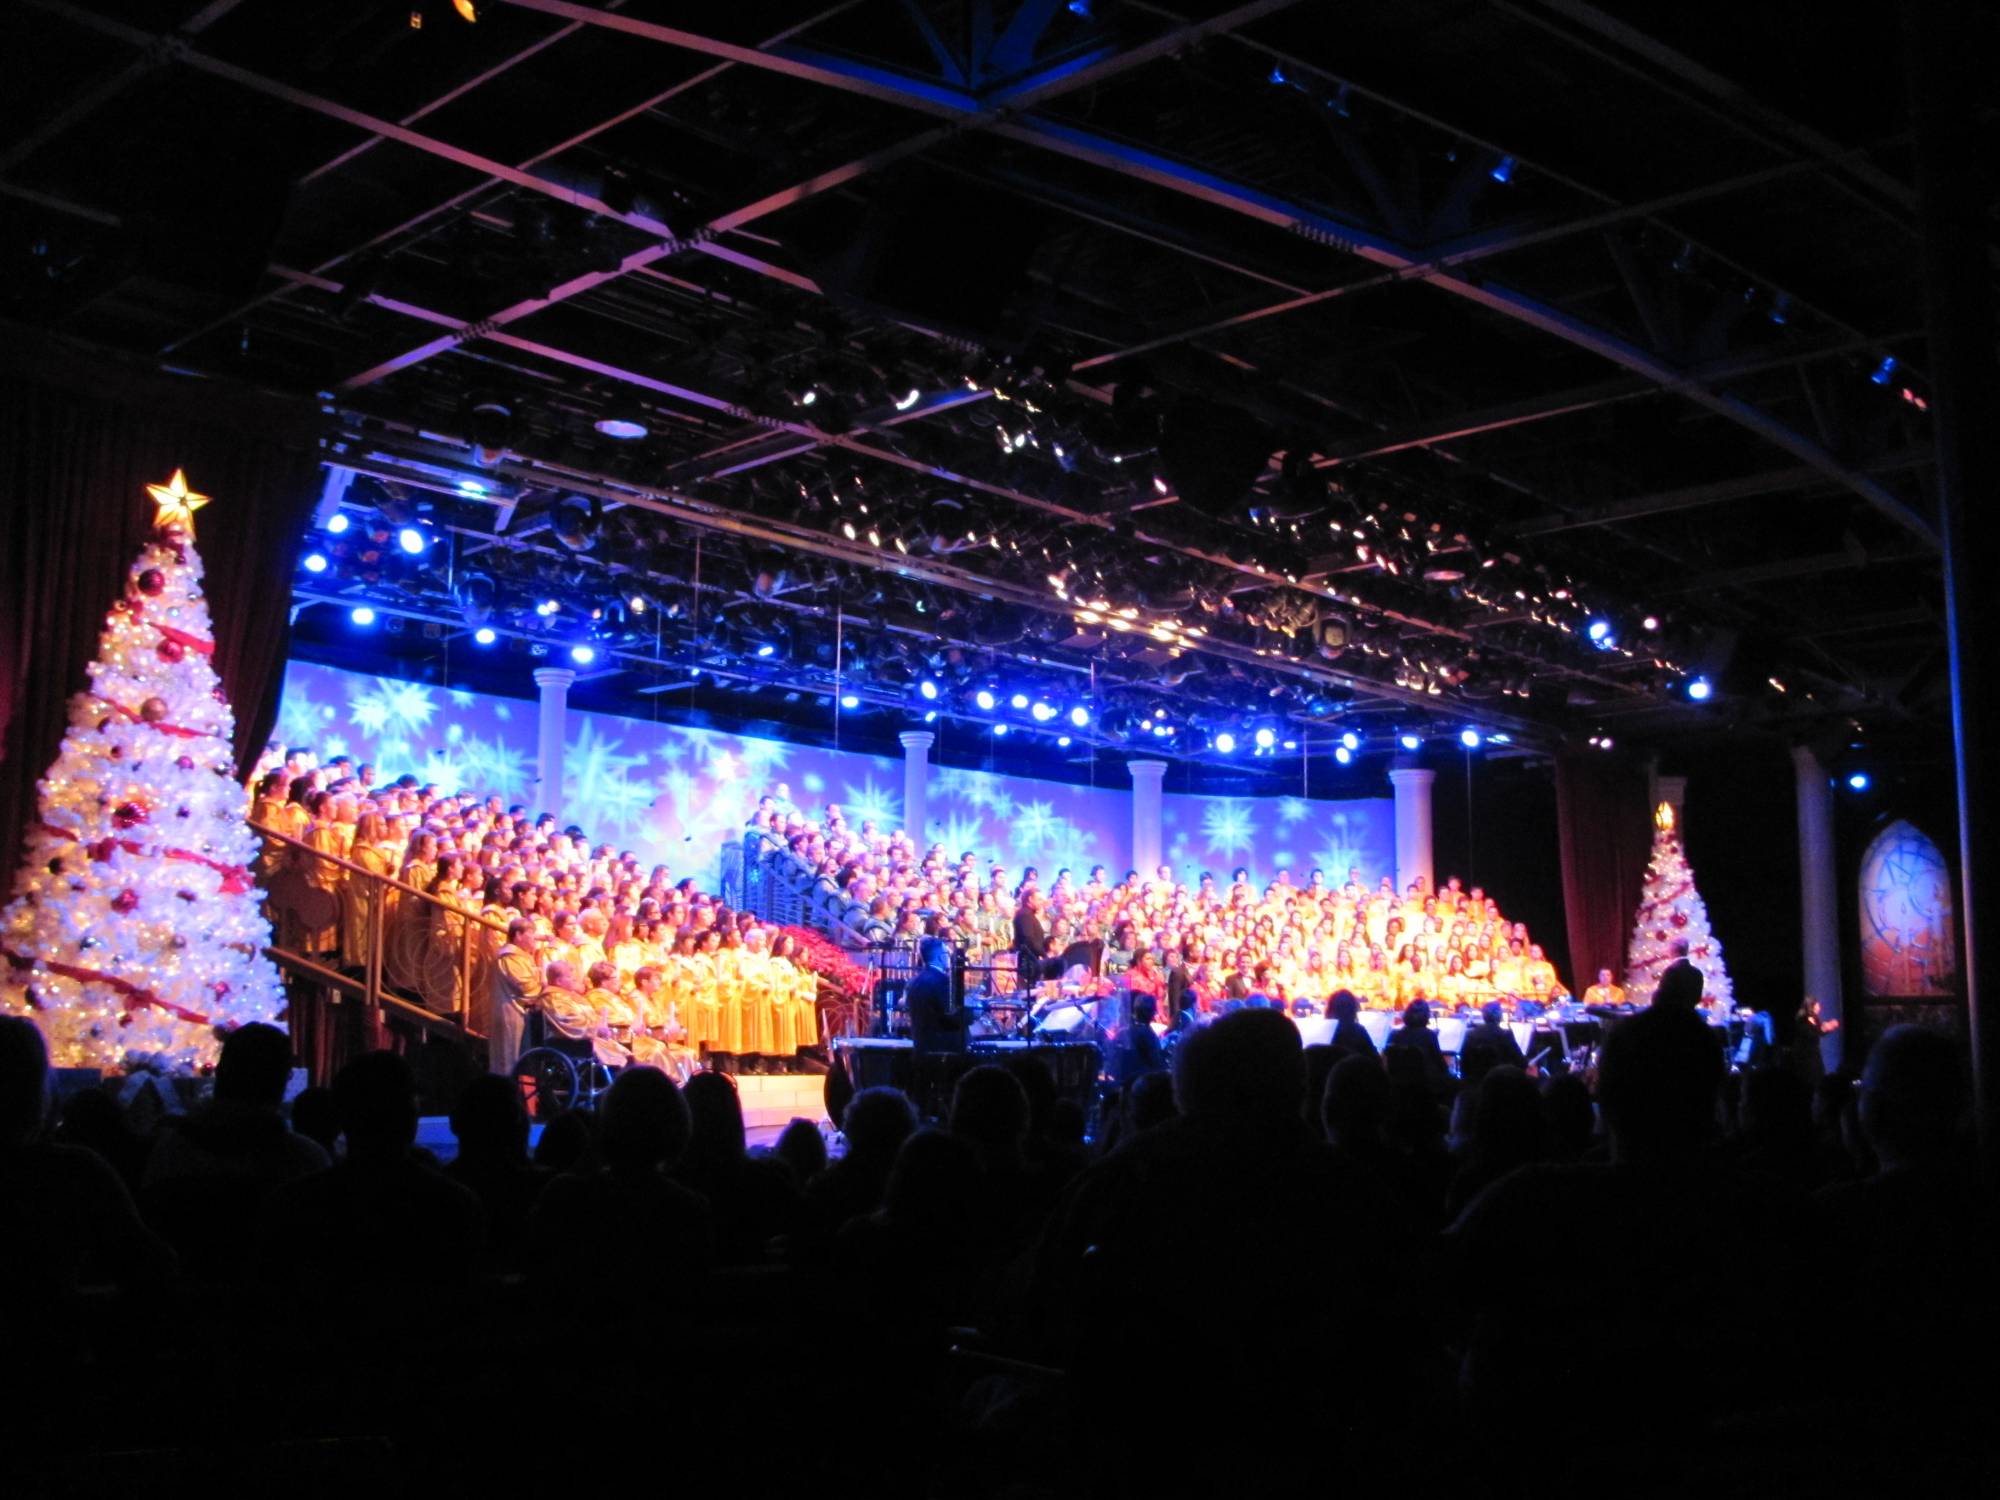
1671;910;1689;929
211;981;231;999
111;801;147;829
1694;944;1711;958
139;697;169;723
157;639;185;664
112;889;140;914
137;569;166;596
1653;929;1667;942
175;754;196;771
109;744;125;761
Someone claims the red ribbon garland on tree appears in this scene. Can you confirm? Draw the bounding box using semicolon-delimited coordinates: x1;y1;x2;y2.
125;594;216;657
2;945;213;1027
34;823;252;894
91;694;219;741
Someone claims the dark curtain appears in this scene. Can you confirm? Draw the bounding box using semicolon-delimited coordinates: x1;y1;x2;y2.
1553;750;1653;992
0;346;321;872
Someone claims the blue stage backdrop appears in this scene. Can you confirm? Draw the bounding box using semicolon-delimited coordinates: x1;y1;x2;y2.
275;661;1394;890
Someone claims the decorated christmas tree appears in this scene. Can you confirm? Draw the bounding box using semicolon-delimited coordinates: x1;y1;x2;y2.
0;471;286;1073
1623;800;1733;1008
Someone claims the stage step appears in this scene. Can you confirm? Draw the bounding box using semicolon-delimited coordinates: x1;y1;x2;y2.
732;1072;830;1130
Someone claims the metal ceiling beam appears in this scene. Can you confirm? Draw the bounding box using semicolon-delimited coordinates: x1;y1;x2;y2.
0;0;245;174
971;114;1940;549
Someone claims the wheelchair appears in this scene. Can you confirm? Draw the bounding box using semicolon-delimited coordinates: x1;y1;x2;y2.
512;1013;619;1120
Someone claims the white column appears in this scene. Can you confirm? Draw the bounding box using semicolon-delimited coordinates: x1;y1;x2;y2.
1792;745;1845;1069
1128;760;1167;875
899;730;935;845
1388;761;1436;894
533;667;575;822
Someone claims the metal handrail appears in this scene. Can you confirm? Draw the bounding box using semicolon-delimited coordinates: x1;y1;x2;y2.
250;819;507;1037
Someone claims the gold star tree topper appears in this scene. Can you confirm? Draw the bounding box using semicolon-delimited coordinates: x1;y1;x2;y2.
146;469;211;537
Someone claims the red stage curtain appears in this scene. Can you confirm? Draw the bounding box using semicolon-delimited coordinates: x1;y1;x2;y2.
1553;750;1653;992
0;345;321;873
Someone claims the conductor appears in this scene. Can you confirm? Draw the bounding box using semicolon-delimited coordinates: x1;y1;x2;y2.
906;936;971;1055
1013;888;1051;984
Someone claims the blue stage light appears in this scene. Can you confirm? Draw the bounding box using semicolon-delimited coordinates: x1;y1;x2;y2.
536;598;559;617
1009;692;1030;711
975;688;997;712
1340;730;1360;751
923;709;938;723
1586;618;1613;642
570;644;596;665
1215;732;1237;754
1334;745;1353;765
473;627;497;646
840;693;860;709
1459;727;1481;749
1687;676;1714;701
350;606;376;627
756;643;776;658
1030;701;1057;722
992;723;1009;736
919;679;940;701
1870;356;1896;386
1056;735;1072;747
1068;705;1090;728
1491;154;1516;184
1847;772;1871;792
1254;728;1276;750
302;551;329;573
1399;733;1422;751
397;527;427;555
325;512;350;535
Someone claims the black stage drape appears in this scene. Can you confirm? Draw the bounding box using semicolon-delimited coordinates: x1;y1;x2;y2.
1552;749;1652;992
0;337;321;872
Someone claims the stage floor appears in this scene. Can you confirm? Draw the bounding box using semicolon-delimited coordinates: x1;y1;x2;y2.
415;1073;831;1164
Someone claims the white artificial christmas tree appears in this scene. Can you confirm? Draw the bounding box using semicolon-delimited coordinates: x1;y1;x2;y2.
1623;800;1733;1009
0;471;285;1073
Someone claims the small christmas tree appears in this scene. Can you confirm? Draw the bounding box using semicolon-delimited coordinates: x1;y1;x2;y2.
0;471;286;1073
1623;800;1733;1008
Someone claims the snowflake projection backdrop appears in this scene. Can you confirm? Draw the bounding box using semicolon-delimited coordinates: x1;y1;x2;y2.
277;662;1396;888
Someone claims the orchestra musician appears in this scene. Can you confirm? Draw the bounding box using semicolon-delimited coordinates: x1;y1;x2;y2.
906;936;971;1055
1582;967;1628;1008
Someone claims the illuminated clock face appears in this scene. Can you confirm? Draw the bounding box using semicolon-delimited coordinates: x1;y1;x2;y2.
1859;820;1957;997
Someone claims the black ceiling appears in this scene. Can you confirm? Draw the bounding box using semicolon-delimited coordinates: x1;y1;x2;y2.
3;0;1983;787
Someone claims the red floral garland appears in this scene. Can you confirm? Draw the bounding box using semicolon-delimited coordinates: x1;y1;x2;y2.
779;924;872;998
35;823;252;894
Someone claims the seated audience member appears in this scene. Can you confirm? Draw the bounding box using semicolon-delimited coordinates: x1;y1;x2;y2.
527;1067;712;1292
834;1128;986;1333
674;1071;801;1264
259;1051;485;1301
143;1022;329;1269
1447;1006;1818;1444
1458;1000;1527;1087
1111;993;1167;1086
290;1085;342;1158
800;1087;918;1258
1443;1065;1545;1220
533;1108;594;1173
0;1017;174;1298
445;1073;552;1269
1386;999;1450;1095
1324;989;1379;1059
772;1116;828;1187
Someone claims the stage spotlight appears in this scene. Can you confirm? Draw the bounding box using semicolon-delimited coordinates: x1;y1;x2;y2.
919;679;940;701
1254;727;1277;750
1340;730;1360;751
840;693;860;709
1641;615;1660;632
1491;154;1517;184
894;388;922;411
923;709;939;723
473;627;497;646
1847;771;1871;791
1586;618;1613;642
397;526;427;555
975;689;997;712
1334;745;1353;765
302;551;329;573
1030;701;1057;722
993;723;1009;736
1068;705;1091;728
570;644;596;665
351;606;377;627
1687;676;1714;701
1152;724;1173;738
1056;735;1072;747
1459;727;1481;749
551;497;597;553
1215;731;1238;754
1870;356;1897;386
1283;739;1298;751
536;598;560;617
326;512;350;535
1009;692;1030;711
1399;733;1422;752
756;643;777;658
